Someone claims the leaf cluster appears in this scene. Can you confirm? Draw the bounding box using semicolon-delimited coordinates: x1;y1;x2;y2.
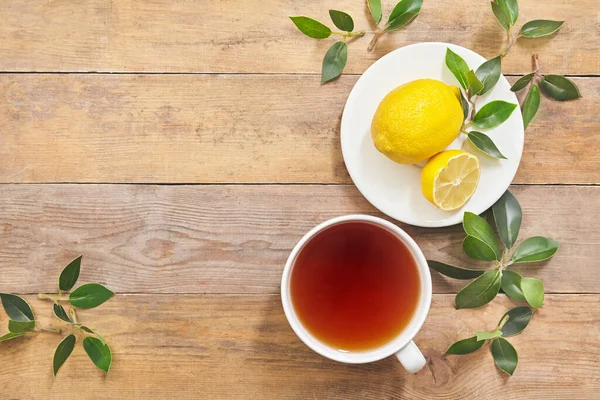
0;256;114;375
445;48;515;159
289;0;423;83
446;306;533;375
429;190;559;310
510;56;581;129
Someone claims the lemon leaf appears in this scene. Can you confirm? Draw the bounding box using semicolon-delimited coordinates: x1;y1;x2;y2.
510;73;535;92
473;100;517;129
445;48;470;90
428;260;485;279
289;16;332;39
455;270;502;309
492;338;518;375
522;84;540;129
468;131;507;159
540;75;582;101
501;270;526;302
367;0;382;24
463;212;501;260
328;10;354;32
520;20;564;38
445;336;485;355
492;190;522;249
321;41;347;83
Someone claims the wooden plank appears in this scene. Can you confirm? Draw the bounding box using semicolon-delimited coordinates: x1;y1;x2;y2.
0;184;597;294
0;0;597;75
0;294;598;399
1;75;598;184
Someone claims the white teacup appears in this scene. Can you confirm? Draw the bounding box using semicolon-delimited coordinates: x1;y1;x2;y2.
281;214;432;373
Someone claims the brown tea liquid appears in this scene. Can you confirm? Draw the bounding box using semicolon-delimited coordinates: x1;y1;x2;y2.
290;221;421;352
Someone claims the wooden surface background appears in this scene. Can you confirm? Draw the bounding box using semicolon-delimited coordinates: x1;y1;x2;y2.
0;0;599;399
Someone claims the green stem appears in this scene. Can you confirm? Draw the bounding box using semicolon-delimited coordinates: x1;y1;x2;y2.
37;293;69;302
497;314;510;330
69;309;78;324
38;326;62;334
367;30;384;52
499;30;519;58
332;30;365;39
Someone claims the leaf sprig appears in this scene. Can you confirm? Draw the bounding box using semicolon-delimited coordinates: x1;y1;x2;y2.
367;0;423;51
488;0;581;128
446;306;533;375
289;0;423;83
445;48;515;159
0;256;114;375
510;54;581;128
490;0;564;58
429;190;559;310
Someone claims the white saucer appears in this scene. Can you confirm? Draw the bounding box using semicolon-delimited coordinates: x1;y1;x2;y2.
340;42;524;228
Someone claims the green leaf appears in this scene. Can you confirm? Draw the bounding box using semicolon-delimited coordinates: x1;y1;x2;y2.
540;75;582;101
511;236;559;263
367;0;382;24
466;70;484;95
59;255;82;291
328;10;354;32
53;334;76;376
468;131;507;159
491;1;511;30
510;73;535;92
476;330;502;341
497;0;518;25
500;306;533;337
80;325;94;334
473;100;517;129
53;303;73;323
83;336;112;374
0;293;34;322
521;277;544;308
460;90;469;120
445;48;470;90
463;212;501;260
445;336;485;355
385;0;422;32
8;320;35;333
289;16;332;39
522;84;540;129
501;270;526;302
491;337;518;375
475;56;502;95
321;41;347;83
0;332;26;342
492;190;522;248
428;260;484;280
69;283;115;309
80;326;107;346
455;270;502;309
463;236;499;261
520;20;564;38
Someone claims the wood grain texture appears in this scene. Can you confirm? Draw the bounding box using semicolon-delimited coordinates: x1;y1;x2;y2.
0;184;597;294
0;294;598;399
1;75;598;184
0;0;598;74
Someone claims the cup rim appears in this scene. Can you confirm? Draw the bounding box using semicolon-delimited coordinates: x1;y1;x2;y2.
281;214;432;364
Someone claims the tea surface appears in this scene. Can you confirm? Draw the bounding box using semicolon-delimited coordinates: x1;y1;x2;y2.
290;222;421;352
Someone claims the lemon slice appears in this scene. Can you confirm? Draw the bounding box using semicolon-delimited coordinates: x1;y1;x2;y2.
421;150;480;211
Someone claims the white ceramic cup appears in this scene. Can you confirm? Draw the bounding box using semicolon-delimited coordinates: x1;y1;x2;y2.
281;214;432;373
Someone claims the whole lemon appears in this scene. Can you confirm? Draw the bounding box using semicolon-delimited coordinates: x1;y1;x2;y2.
371;79;464;164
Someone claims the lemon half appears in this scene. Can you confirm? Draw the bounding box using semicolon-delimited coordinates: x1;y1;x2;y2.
421;150;480;211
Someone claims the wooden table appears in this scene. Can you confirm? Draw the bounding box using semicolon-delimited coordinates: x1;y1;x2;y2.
1;1;599;398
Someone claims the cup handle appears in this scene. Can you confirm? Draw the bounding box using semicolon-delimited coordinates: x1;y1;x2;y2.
395;340;426;373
